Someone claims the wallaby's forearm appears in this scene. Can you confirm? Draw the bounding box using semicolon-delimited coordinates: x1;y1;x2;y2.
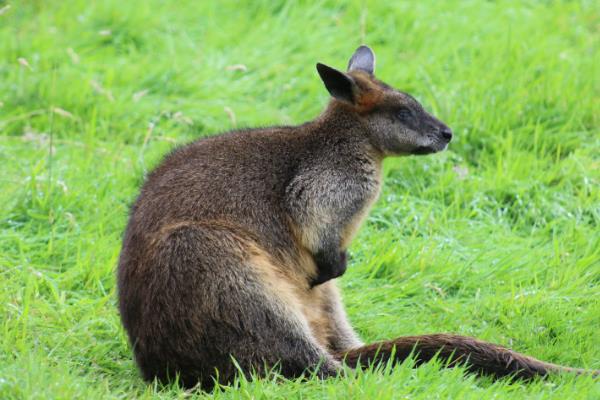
312;249;347;287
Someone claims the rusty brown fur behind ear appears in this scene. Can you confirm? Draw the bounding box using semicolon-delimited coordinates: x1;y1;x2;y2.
348;71;384;113
117;45;597;390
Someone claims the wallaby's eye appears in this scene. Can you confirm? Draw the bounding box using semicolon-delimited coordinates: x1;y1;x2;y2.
395;107;413;123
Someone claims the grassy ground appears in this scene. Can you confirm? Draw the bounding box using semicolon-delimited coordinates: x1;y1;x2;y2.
1;0;599;398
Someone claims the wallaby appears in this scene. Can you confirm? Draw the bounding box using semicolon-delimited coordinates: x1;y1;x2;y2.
117;46;596;390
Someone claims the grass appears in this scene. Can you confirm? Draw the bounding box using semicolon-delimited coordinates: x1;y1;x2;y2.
1;0;599;398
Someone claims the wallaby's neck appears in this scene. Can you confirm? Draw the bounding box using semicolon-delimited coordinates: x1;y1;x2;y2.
309;101;383;159
313;100;362;130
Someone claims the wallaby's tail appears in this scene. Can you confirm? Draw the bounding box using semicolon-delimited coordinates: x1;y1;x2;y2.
334;334;598;380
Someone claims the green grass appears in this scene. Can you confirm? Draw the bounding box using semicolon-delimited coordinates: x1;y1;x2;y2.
1;0;599;398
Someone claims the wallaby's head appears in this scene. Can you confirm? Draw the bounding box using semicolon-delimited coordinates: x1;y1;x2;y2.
317;46;452;156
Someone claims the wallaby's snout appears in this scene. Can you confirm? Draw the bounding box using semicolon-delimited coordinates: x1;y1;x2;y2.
317;45;453;156
411;110;453;154
441;126;453;141
428;113;453;143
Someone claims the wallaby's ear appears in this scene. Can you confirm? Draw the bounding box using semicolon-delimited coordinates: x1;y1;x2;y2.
316;62;357;104
347;45;375;75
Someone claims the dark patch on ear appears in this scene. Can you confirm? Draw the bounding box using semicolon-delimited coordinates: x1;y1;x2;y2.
316;63;356;104
347;45;375;75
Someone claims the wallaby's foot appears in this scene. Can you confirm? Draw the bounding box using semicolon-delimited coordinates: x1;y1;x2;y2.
314;359;343;379
311;250;347;287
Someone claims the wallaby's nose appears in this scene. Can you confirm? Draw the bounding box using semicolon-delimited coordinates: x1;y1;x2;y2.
441;127;453;141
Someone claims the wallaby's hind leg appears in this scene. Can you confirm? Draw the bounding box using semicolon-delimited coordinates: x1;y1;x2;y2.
119;223;339;390
334;334;597;380
318;282;363;352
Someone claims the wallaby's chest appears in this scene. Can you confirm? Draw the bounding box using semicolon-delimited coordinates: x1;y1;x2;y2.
339;160;382;248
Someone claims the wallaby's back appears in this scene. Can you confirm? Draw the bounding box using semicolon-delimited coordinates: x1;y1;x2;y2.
125;127;304;249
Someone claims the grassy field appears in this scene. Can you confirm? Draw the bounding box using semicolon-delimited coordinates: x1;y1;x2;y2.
1;0;599;398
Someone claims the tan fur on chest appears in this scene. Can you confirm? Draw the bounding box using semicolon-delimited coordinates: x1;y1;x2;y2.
340;162;382;249
287;214;327;257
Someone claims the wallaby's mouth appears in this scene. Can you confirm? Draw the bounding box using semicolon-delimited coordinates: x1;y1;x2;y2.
413;146;437;155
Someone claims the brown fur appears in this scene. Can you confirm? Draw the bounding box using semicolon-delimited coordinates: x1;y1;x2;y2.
335;334;596;380
117;46;597;390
